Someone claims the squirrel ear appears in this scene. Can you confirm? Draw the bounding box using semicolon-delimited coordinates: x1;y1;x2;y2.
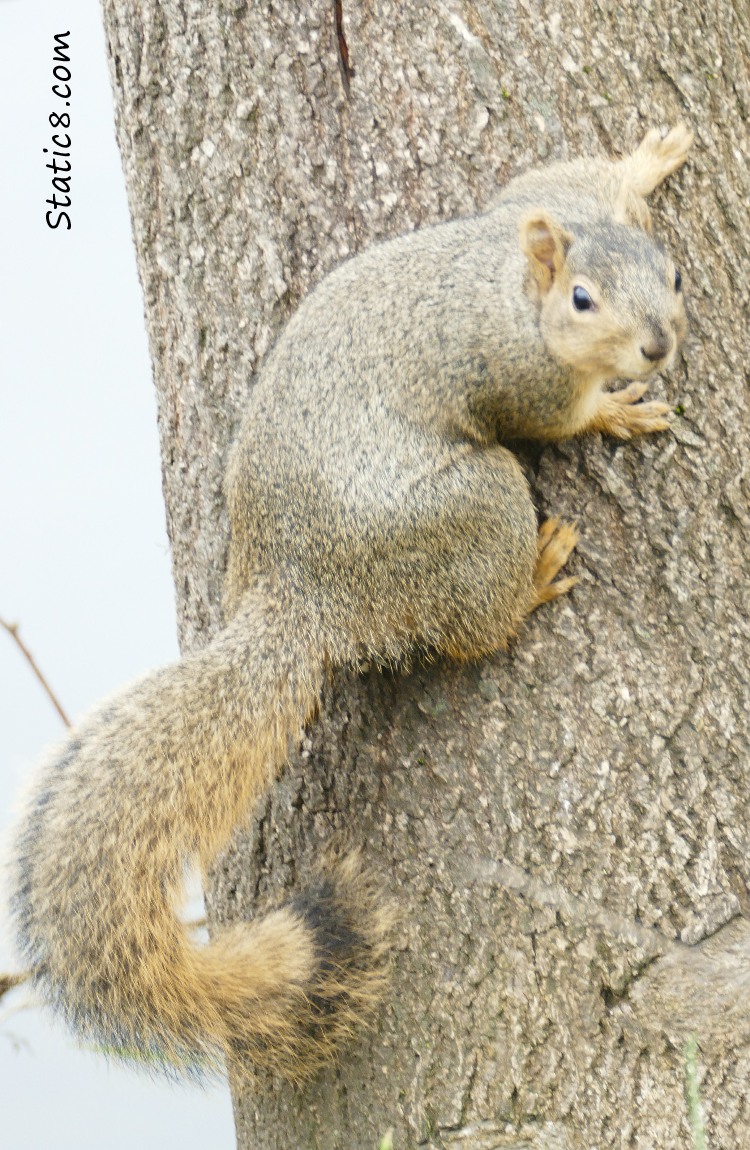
520;211;574;293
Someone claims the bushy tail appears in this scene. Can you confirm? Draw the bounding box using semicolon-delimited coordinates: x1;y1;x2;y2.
9;574;390;1081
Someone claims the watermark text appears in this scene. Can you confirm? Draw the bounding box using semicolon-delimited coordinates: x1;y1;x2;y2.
45;32;72;230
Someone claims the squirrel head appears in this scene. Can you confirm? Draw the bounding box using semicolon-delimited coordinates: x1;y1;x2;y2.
520;211;687;381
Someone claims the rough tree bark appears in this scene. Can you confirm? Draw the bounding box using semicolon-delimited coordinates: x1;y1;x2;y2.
100;1;750;1147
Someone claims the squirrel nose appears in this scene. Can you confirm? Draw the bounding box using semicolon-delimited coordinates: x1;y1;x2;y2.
640;325;672;364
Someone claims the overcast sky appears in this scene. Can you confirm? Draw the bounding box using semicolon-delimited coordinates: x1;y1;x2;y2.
0;3;235;1146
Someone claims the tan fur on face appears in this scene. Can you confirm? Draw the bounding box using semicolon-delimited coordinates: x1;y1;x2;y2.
522;214;686;385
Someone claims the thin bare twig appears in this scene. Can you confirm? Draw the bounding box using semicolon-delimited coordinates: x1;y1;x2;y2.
0;617;71;727
0;972;30;999
334;0;354;95
0;622;70;1010
0;983;37;1043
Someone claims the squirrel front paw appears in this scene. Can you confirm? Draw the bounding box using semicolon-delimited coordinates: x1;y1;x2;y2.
589;382;672;440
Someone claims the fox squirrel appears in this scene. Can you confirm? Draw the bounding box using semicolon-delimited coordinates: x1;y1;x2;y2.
9;124;692;1082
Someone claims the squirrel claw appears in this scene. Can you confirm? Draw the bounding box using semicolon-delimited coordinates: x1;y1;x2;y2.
641;123;694;168
614;398;672;438
638;123;694;169
626;123;693;196
529;518;579;612
590;385;673;439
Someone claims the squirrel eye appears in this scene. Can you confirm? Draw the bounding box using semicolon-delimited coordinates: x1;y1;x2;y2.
674;268;682;292
572;285;594;312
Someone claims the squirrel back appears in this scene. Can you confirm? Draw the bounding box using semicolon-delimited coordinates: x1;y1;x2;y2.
9;125;691;1080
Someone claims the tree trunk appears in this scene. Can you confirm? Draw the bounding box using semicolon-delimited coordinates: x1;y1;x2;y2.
100;1;750;1146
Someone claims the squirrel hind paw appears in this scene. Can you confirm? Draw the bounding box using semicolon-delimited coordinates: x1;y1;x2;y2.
627;123;694;195
529;518;579;612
